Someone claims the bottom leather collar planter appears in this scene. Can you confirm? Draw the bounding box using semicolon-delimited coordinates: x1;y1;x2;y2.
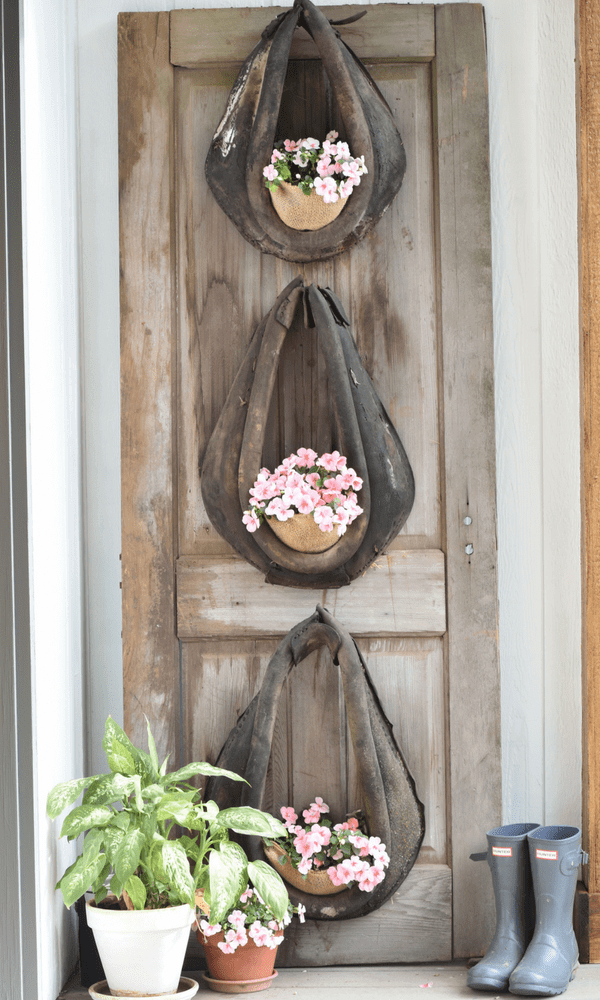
205;606;425;921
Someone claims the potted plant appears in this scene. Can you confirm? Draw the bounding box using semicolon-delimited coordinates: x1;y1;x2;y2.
263;132;368;231
198;884;305;993
47;716;288;998
263;796;390;896
242;448;364;553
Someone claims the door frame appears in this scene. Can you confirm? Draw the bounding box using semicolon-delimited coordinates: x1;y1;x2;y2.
0;0;38;996
118;4;500;958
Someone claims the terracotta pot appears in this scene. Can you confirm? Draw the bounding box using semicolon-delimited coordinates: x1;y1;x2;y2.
263;843;347;896
269;181;348;231
267;513;340;553
199;930;279;993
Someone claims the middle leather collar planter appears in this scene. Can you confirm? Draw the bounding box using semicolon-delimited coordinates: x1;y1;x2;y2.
204;0;406;262
200;277;415;589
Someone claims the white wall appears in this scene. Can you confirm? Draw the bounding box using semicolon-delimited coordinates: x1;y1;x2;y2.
20;0;85;995
24;0;580;995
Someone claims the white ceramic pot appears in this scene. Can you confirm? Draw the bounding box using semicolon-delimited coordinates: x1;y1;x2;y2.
86;900;195;997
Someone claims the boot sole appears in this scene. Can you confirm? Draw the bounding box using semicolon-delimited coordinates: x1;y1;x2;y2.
468;977;509;992
508;966;577;997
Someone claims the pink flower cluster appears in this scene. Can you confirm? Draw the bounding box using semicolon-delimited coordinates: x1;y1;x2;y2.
263;131;368;204
199;886;305;955
270;797;390;894
242;449;363;536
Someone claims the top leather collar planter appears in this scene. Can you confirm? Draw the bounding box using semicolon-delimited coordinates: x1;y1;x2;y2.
204;0;406;262
200;277;415;589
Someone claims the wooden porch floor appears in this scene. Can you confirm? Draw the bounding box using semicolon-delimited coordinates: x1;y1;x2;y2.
59;963;600;999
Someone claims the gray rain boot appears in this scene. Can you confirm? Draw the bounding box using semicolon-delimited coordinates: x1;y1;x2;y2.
509;826;587;997
467;823;540;992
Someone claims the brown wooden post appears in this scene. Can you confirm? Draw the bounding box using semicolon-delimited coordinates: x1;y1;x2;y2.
579;0;600;964
119;12;180;765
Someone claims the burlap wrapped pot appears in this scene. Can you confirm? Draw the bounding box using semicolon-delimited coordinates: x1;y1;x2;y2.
267;512;341;553
263;843;347;896
269;182;348;231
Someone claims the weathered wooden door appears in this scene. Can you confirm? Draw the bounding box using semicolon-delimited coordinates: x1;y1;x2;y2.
119;4;499;962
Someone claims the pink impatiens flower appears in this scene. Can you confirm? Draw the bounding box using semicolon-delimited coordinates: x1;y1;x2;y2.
357;865;385;892
200;920;222;937
314;175;339;203
265;498;294;521
280;806;298;828
328;865;349;887
248;921;271;947
263;164;278;182
294;447;318;467
319;451;346;472
242;510;260;532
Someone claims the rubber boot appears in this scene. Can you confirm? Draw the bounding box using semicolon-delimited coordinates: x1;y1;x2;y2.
508;826;587;997
467;823;540;992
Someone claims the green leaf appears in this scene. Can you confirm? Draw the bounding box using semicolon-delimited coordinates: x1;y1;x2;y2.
178;835;200;863
214;806;287;839
165;762;249;786
102;825;125;863
60;805;114;840
114;829;146;885
94;884;108;905
111;811;131;831
145;716;160;778
47;777;99;818
110;873;124;899
82;773;134;808
140;810;158;844
202;801;220;824
58;852;108;908
208;842;249;924
82;829;105;862
159;754;170;777
92;859;111;895
162;840;195;906
102;717;153;780
124;874;147;910
148;840;168;883
156;791;197;824
248;860;289;922
140;783;165;803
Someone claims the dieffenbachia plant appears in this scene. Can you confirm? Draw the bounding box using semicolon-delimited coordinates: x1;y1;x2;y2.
46;716;288;921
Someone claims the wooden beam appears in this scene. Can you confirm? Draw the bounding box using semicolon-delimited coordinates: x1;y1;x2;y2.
119;13;180;764
434;4;501;959
169;5;435;67
580;0;600;905
176;550;446;639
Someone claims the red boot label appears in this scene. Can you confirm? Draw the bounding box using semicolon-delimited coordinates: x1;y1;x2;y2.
535;849;558;860
492;847;513;857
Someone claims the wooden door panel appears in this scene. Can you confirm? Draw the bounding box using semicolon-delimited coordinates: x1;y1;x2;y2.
120;5;499;961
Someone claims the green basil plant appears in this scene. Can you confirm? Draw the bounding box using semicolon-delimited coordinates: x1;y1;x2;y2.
46;717;289;924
